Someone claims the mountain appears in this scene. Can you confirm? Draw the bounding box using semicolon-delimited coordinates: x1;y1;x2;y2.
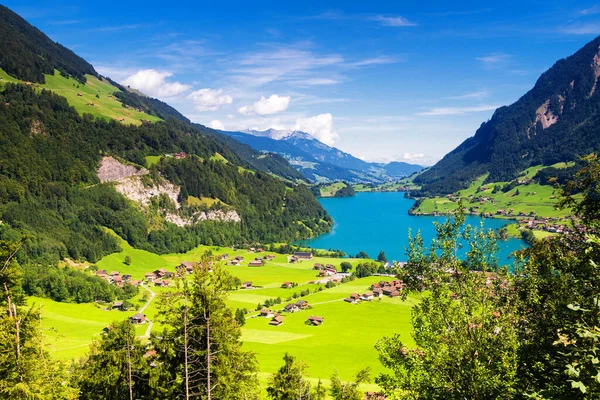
221;128;423;183
0;6;330;263
0;5;97;83
415;36;600;195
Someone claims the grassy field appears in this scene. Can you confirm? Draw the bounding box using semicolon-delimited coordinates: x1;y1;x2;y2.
412;166;573;220
0;68;161;125
317;182;348;197
354;177;419;193
34;237;416;388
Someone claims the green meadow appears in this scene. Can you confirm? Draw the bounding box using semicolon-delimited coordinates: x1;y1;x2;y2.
0;68;161;125
413;165;575;221
34;237;417;386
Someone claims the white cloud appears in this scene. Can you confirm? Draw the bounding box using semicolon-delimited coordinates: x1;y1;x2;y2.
448;89;489;100
476;53;511;68
230;45;397;88
294;113;339;145
416;104;498;116
187;88;233;111
559;23;600;35
238;94;291;115
209;120;225;130
371;15;417;27
122;69;190;98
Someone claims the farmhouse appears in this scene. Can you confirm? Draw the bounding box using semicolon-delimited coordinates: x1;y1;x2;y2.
361;292;374;301
241;281;253;289
284;303;299;313
154;279;170;287
112;301;124;311
319;269;335;277
260;308;274;318
130;313;146;324
154;268;173;279
122;274;132;281
219;254;229;261
296;300;309;310
344;293;361;304
307;316;324;326
382;287;400;297
96;270;107;278
372;288;383;297
269;314;284;326
249;260;263;267
293;252;313;260
288;256;299;263
264;254;275;260
325;266;338;275
313;263;323;270
144;273;155;282
281;282;293;289
228;258;241;266
179;262;196;273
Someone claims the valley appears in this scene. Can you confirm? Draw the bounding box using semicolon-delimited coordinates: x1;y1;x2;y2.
2;2;600;399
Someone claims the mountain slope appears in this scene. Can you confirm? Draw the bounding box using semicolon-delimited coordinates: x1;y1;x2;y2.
415;36;600;195
0;5;97;83
0;6;329;263
222;129;423;182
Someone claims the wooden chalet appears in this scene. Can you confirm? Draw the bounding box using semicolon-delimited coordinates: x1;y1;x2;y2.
269;314;284;326
260;308;274;318
284;303;299;313
361;291;374;301
241;281;253;289
295;300;309;310
281;281;293;289
249;260;263;267
344;293;361;304
293;252;313;260
307;316;324;326
130;313;146;324
179;261;197;273
313;263;324;270
112;301;124;310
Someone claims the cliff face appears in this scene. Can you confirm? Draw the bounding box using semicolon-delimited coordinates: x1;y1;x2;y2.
415;37;600;195
98;157;241;227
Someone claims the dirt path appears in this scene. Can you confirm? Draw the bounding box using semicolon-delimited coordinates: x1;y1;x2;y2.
139;284;156;338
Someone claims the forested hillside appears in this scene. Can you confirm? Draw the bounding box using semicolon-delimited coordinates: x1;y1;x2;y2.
0;84;331;263
415;36;600;195
0;5;97;83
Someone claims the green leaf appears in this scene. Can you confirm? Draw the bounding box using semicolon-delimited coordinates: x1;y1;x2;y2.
570;380;587;393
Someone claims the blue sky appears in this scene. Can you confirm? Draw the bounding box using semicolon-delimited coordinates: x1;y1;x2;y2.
7;1;600;165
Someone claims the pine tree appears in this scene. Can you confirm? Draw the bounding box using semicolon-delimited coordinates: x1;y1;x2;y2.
76;319;153;400
266;353;312;399
155;251;259;399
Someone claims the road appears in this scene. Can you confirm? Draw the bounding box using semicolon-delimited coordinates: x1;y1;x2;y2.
139;283;156;338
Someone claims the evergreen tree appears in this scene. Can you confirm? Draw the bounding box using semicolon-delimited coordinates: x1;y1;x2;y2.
266;353;312;399
377;250;387;263
155;252;259;399
330;368;370;400
76;319;153;400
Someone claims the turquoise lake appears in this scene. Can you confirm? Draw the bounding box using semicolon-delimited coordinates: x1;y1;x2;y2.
297;192;526;264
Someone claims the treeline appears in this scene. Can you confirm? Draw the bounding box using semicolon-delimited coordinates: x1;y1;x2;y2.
113;90;191;123
0;84;330;264
0;5;97;84
21;264;138;303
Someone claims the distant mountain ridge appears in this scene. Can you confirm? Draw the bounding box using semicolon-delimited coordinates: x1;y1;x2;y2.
221;128;423;183
416;35;600;195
